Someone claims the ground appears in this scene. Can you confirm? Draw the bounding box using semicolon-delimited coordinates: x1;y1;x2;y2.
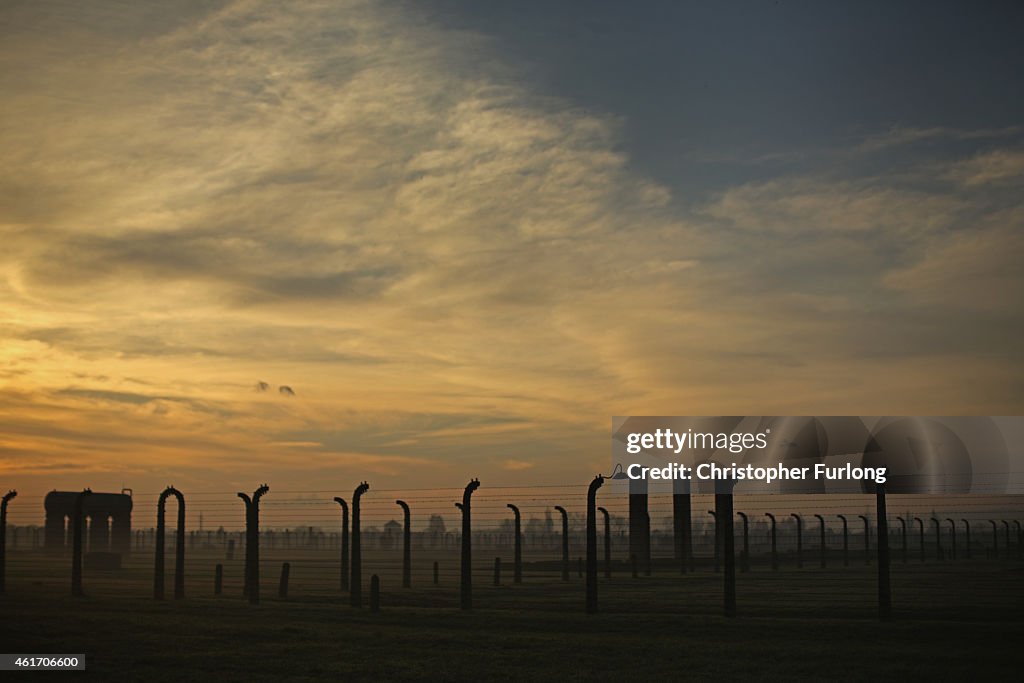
2;553;1022;681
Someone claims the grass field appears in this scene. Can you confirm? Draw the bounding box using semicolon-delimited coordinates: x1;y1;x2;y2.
2;549;1022;681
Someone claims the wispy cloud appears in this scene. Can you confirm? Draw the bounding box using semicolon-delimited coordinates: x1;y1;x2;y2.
0;0;1021;498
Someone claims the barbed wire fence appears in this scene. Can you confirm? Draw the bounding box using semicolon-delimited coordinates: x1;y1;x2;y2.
1;482;1022;620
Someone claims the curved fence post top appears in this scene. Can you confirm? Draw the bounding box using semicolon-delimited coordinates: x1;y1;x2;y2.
2;490;15;505
791;513;801;521
159;486;184;504
737;511;748;520
764;512;775;520
237;492;252;506
588;474;605;492
333;496;347;510
396;499;409;511
554;505;567;515
507;503;520;515
253;484;269;502
354;482;370;499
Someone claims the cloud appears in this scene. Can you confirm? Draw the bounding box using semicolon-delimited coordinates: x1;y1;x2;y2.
500;459;535;471
945;149;1024;187
0;0;1022;499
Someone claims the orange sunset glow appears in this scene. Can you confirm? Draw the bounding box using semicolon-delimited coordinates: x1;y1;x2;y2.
2;0;1023;508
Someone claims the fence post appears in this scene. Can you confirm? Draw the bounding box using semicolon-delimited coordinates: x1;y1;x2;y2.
72;489;92;597
814;514;826;568
370;574;380;613
155;493;166;599
672;478;692;574
173;489;186;600
1003;521;1011;558
736;512;749;573
988;520;998;558
765;513;778;571
859;515;871;565
961;519;971;559
597;506;611;578
351;482;370;607
0;490;16;594
333;497;349;592
837;515;849;567
460;479;481;610
155;487;186;600
708;510;719;572
876;483;892;621
914;518;924;562
239;484;269;605
896;517;907;564
507;504;522;584
586;474;604;614
554;506;570;581
215;564;223;595
279;562;290;599
946;519;957;560
791;514;803;569
930;517;942;561
717;483;736;618
396;500;411;588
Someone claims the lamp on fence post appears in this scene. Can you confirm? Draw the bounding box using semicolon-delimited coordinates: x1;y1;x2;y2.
814;514;826;568
507;504;522;584
586;474;605;614
396;500;411;589
790;514;803;569
837;515;849;567
154;486;186;601
736;512;750;573
895;517;908;564
597;507;611;578
554;505;570;582
708;510;719;572
857;515;871;565
460;479;480;610
71;489;92;597
945;519;957;560
333;497;349;592
350;482;369;607
961;519;971;560
0;490;16;595
765;513;778;571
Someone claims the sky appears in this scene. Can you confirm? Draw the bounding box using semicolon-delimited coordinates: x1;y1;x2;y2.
2;0;1023;504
